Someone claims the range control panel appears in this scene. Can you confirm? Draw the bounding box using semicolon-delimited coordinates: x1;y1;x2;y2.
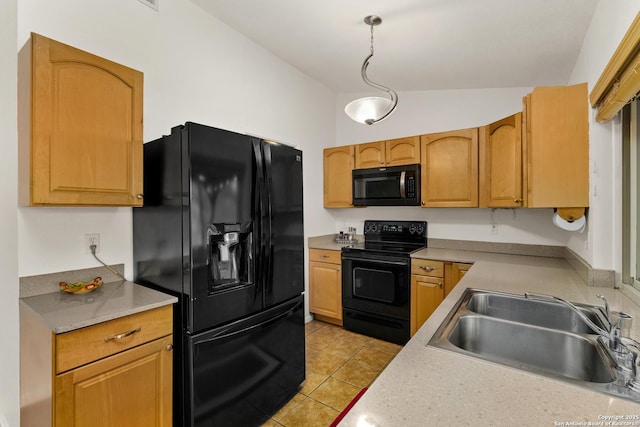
363;220;427;242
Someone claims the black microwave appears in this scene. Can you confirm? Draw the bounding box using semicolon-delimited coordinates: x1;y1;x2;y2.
352;164;421;206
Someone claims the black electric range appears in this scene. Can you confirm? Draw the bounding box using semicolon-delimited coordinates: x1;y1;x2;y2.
341;220;427;344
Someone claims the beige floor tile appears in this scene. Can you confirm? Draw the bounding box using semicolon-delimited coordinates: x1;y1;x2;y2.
306;349;349;376
309;377;362;411
278;397;339;427
352;346;394;370
305;320;327;335
332;359;381;388
366;337;403;355
299;369;329;396
305;329;339;351
323;336;367;359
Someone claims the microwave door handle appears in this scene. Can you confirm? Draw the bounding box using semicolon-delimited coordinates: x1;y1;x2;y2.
400;171;406;198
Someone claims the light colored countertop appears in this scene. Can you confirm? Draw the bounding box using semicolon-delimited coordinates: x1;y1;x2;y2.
339;250;640;426
20;280;177;334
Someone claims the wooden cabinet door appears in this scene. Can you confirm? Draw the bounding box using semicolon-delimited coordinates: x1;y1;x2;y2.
410;275;444;336
385;136;420;166
323;146;354;208
355;141;385;169
55;336;173;427
479;113;523;207
309;261;343;322
525;83;589;208
446;262;472;297
24;33;143;206
420;128;479;207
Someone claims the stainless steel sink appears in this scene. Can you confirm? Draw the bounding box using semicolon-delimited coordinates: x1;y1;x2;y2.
465;291;606;333
428;289;640;401
447;315;614;383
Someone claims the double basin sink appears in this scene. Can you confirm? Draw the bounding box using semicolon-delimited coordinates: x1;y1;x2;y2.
428;289;639;401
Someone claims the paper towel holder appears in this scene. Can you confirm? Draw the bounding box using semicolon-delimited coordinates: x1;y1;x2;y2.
557;207;585;222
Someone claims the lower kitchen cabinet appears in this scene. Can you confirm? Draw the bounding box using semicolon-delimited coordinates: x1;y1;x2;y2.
309;248;343;325
55;336;173;427
21;304;173;427
411;275;444;336
411;259;473;336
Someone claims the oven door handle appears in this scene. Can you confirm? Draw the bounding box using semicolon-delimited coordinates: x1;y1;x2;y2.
342;255;408;266
400;170;406;198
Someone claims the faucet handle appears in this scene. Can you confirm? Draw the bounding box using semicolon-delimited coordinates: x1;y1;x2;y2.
613;311;634;338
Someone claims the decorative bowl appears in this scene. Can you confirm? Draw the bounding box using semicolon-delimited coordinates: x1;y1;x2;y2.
59;277;103;294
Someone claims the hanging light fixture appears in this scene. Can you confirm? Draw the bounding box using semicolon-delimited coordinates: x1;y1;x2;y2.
345;15;398;125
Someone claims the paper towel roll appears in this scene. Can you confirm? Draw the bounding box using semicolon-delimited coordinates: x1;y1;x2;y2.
552;211;586;232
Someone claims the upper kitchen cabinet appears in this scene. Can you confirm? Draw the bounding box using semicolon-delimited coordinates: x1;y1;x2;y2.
479;113;524;208
324;145;354;208
18;33;144;206
523;83;589;208
420;128;479;207
354;136;420;169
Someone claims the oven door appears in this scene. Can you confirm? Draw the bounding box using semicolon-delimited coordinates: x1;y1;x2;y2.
341;252;410;320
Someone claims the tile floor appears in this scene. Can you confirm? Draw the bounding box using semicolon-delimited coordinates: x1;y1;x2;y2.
262;320;403;427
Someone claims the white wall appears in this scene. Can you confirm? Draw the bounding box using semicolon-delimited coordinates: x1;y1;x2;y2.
568;0;640;270
17;0;337;281
1;0;19;424
334;87;582;246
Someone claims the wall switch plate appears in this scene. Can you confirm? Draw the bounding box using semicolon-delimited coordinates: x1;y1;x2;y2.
84;233;100;254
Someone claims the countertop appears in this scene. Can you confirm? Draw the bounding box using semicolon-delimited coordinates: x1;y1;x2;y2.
20;280;177;334
338;249;640;426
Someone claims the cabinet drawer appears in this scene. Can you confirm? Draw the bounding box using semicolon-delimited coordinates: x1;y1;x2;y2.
55;305;173;374
309;248;341;264
411;259;444;277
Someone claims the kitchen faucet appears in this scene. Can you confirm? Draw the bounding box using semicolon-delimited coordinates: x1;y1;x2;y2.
524;292;640;391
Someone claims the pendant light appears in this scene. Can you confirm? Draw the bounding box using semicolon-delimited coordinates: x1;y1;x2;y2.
345;15;398;125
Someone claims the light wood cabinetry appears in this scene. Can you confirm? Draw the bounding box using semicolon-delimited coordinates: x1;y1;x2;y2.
410;259;444;335
21;305;173;427
420;128;479;207
309;249;343;325
18;33;144;206
523;83;589;208
324;146;354;208
479;113;524;207
354;136;420;169
411;259;473;336
446;262;472;296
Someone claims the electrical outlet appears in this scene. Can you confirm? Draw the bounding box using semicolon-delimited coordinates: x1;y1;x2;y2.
490;224;498;235
84;233;100;254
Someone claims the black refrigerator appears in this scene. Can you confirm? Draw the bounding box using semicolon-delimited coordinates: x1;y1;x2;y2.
133;122;305;427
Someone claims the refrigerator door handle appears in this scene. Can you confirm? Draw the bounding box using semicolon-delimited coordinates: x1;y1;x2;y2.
251;139;266;303
194;297;302;345
262;143;274;298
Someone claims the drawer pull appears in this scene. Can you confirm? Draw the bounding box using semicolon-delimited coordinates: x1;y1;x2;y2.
320;255;329;259
104;327;141;342
420;266;435;272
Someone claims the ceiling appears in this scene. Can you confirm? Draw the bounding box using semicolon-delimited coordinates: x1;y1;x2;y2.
191;0;600;94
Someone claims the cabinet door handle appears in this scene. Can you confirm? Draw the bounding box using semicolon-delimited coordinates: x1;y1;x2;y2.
136;194;144;199
104;327;141;342
514;198;523;203
420;266;435;272
438;281;443;288
166;344;173;351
